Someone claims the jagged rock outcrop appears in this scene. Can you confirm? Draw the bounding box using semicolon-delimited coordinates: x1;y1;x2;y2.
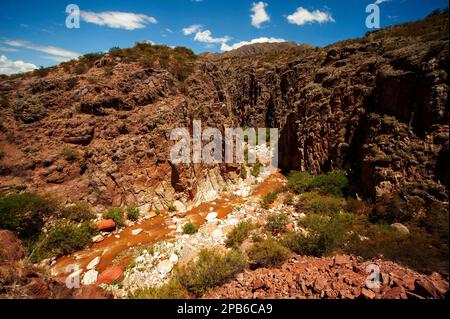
0;13;448;220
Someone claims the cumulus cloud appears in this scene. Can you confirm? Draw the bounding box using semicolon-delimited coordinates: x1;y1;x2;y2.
4;40;80;62
80;11;157;30
182;24;202;35
0;55;37;75
251;2;270;28
194;30;230;44
221;37;286;52
287;7;335;26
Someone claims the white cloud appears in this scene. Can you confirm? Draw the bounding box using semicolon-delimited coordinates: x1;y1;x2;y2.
287;7;335;26
0;55;37;75
182;24;202;35
194;30;230;44
4;40;80;62
221;37;286;52
251;2;270;28
80;11;157;30
0;46;18;52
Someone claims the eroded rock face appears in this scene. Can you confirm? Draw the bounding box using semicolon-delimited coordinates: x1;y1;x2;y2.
0;13;448;219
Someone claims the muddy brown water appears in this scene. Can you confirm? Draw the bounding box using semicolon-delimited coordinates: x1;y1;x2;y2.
52;172;285;278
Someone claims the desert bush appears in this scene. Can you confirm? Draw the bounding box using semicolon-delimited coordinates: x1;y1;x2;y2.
177;249;247;296
0;193;59;243
182;222;198;235
30;220;96;262
34;66;50;78
127;207;140;221
284;213;356;257
103;207;125;227
59;202;95;222
225;220;254;248
248;237;290;268
345;224;449;273
262;190;280;209
251;161;263;178
129;277;188;299
300;192;345;214
287;170;348;196
284;195;294;206
370;193;411;224
62;146;79;162
265;213;289;235
239;164;247;179
167;203;177;212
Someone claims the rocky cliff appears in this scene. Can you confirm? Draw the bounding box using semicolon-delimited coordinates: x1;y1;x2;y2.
0;13;448;222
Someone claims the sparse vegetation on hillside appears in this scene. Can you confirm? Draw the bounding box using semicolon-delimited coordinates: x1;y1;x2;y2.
182;222;198;234
127;207;140;221
58;202;95;222
248;237;290;268
287;170;348;197
225;220;254;248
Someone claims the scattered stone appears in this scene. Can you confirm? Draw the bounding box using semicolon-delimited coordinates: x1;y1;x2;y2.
97;266;124;285
206;212;218;222
86;257;101;270
96;219;116;232
92;234;104;243
157;260;174;274
131;229;143;236
169;254;179;264
82;269;98;285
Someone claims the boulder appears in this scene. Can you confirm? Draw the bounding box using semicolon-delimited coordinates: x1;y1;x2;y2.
96;219;116;232
157;260;174;274
390;223;410;235
97;266;123;285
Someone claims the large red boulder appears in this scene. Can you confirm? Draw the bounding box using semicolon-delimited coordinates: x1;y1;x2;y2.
96;219;116;232
0;230;26;262
97;265;123;284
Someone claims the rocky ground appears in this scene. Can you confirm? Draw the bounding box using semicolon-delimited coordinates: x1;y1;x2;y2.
204;254;449;299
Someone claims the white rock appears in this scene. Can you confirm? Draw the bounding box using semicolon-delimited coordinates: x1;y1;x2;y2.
391;223;410;235
92;234;104;243
157;260;174;274
124;220;134;227
298;213;307;220
115;235;120;239
136;255;146;264
206;212;218;222
87;256;101;270
82;269;98;285
211;228;223;239
227;218;239;226
131;228;143;235
169;254;179;264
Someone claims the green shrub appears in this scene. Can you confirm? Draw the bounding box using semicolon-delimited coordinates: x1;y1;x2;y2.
284;195;294;206
262;190;280;209
287;170;348;196
59;202;95;222
103;207;125;227
127;207;140;221
0;193;59;243
284;213;356;257
30;220;96;262
129;277;188;299
265;213;289;234
251;161;263;178
300;192;345;214
182;222;198;234
239;164;247;179
225;220;254;248
177;249;247;296
62;146;78;162
155;208;161;216
167;203;177;212
248;238;290;268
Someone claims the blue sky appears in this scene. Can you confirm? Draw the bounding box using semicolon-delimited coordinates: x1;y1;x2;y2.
0;0;448;74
